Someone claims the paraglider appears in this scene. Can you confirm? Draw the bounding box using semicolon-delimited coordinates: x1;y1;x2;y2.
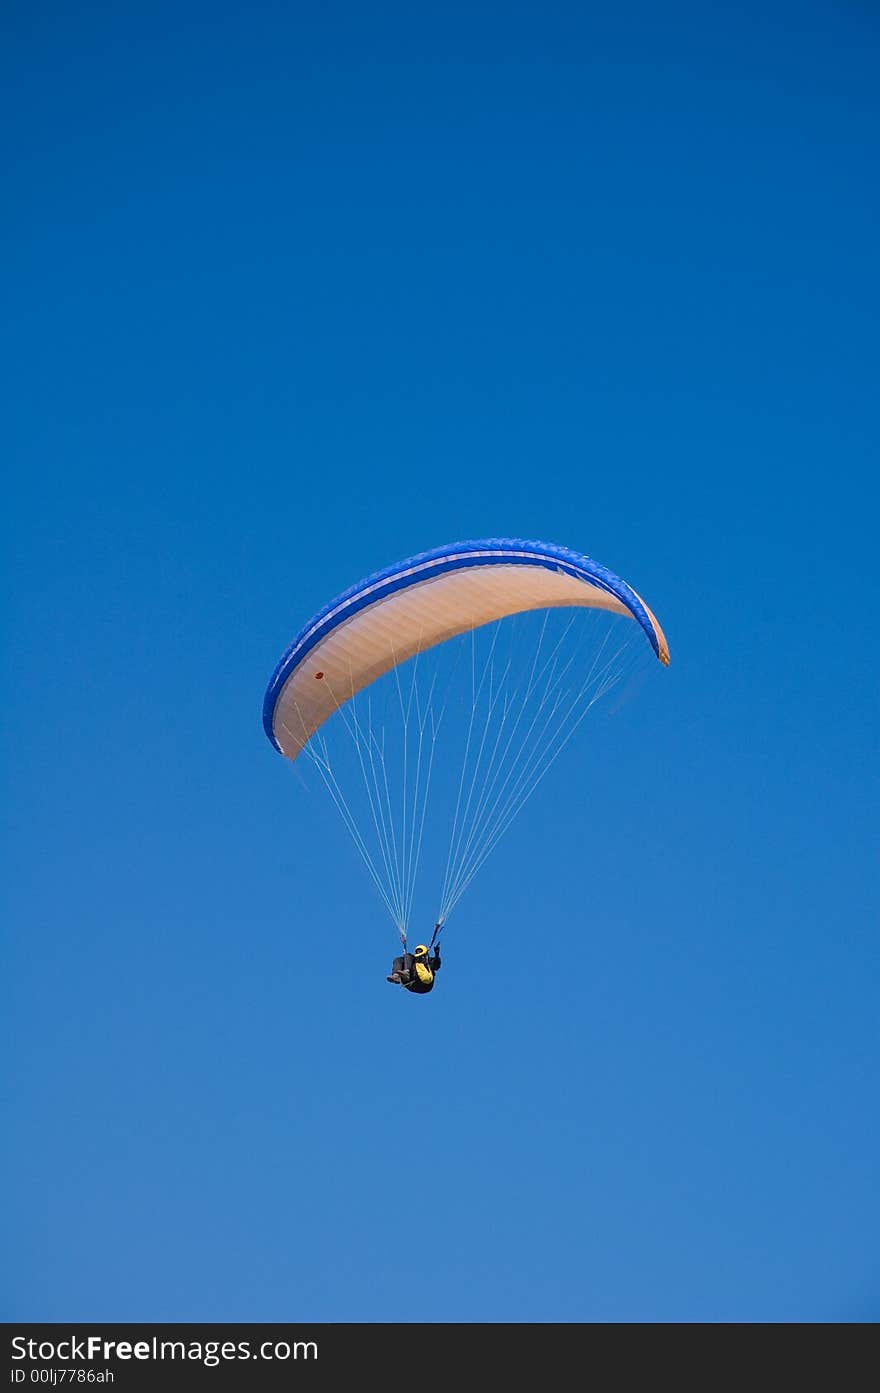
387;939;442;993
263;538;669;989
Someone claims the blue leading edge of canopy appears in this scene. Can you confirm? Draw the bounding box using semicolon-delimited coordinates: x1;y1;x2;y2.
262;538;665;754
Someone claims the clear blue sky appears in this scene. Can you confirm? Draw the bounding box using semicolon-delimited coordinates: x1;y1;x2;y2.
3;1;878;1322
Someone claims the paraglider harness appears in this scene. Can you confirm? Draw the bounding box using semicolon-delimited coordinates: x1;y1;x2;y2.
392;923;443;994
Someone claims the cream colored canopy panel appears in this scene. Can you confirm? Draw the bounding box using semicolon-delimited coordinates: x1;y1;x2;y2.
269;556;666;761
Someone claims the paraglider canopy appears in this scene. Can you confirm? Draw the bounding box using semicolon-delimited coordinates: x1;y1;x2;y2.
263;537;668;938
264;538;668;760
